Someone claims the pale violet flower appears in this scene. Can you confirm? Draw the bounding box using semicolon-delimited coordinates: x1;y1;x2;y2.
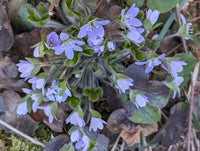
89;117;107;132
33;46;40;57
87;36;104;47
135;54;167;73
46;80;71;103
94;45;104;56
65;112;85;127
107;41;115;51
173;76;184;99
115;78;134;94
53;33;85;59
135;94;149;108
17;60;34;80
70;130;81;142
77;19;110;44
17;102;28;115
121;4;142;32
180;14;192;40
28;76;45;90
170;60;187;78
31;94;40;113
45;32;60;49
43;106;57;123
146;9;160;25
127;28;144;46
75;133;90;151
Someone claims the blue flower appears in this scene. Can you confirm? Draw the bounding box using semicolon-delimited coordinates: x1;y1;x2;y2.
89;117;107;132
65;112;85;127
180;14;192;40
107;41;115;51
135;94;149;108
77;19;110;43
42;105;57;123
45;80;71;103
28;76;45;90
115;78;134;94
127;28;144;46
17;102;28;115
17;60;34;80
45;32;60;49
75;133;90;151
53;33;85;59
94;45;104;56
121;4;142;32
146;9;160;25
135;54;167;73
172;76;184;99
170;60;187;78
70;130;81;142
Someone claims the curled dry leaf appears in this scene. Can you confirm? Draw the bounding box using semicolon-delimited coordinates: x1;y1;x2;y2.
0;57;29;92
150;102;189;147
107;109;138;133
0;4;14;52
12;28;50;58
94;0;122;37
43;103;71;132
0;90;37;136
120;123;158;146
44;135;69;151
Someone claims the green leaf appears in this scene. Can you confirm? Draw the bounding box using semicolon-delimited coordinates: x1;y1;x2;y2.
17;95;29;104
64;52;80;67
165;80;179;92
83;49;94;56
30;65;41;77
108;55;118;63
37;72;48;79
147;0;178;13
115;73;130;80
36;2;49;16
84;88;91;95
126;102;161;124
143;18;153;31
70;96;80;108
127;0;144;7
89;93;98;101
130;48;146;61
59;144;75;151
175;53;196;89
26;57;40;64
38;94;44;105
51;102;58;116
59;82;67;96
94;88;103;95
90;110;102;118
27;97;33;113
152;22;162;30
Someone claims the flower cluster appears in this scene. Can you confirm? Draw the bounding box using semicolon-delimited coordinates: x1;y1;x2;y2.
121;4;144;46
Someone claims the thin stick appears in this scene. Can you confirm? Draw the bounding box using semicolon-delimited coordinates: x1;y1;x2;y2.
120;140;125;151
175;5;189;54
48;0;57;15
141;131;148;151
111;132;121;151
0;119;46;148
187;73;195;151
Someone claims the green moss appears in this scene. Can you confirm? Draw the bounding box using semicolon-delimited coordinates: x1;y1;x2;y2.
33;123;58;144
0;131;42;151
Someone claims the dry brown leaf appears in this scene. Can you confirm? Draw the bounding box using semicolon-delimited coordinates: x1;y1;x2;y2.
120;123;158;146
0;4;14;52
0;57;29;92
0;90;37;136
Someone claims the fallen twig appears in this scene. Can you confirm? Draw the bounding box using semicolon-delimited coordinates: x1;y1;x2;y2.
187;61;200;151
175;5;189;54
0;119;46;148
